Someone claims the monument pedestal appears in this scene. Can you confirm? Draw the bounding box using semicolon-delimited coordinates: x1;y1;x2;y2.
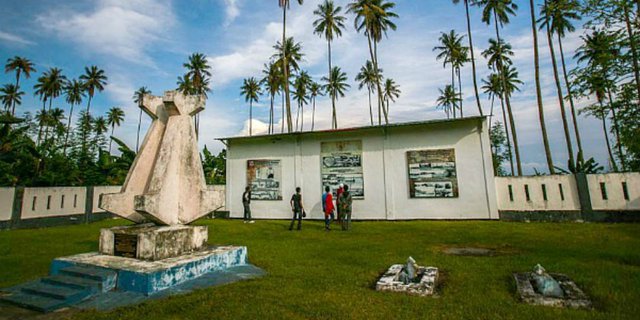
99;224;208;261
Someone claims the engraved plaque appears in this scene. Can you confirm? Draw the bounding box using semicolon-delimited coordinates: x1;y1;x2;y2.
114;233;138;258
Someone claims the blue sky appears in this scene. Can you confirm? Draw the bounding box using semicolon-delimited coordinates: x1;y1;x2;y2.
0;0;612;174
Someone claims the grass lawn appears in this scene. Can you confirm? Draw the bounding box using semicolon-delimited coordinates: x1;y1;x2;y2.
1;218;639;319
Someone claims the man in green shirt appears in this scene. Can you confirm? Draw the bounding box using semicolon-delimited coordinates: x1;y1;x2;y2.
339;185;353;231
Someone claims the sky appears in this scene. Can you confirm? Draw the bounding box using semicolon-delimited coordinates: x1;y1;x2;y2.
0;0;613;174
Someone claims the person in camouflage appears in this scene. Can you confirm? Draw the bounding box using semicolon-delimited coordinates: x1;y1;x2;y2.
339;185;353;231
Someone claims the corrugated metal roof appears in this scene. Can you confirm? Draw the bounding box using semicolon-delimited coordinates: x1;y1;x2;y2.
216;116;486;142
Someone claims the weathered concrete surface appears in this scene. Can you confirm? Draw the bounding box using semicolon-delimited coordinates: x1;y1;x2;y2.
51;246;248;295
99;224;208;261
514;272;592;309
100;91;223;225
376;264;438;296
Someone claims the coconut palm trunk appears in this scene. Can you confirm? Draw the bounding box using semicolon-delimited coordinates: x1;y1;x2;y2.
269;95;274;134
606;89;625;171
544;10;574;169
493;12;522;176
281;94;285;133
43;98;54;146
63;102;75;156
464;0;483;116
451;68;457;119
311;96;316;131
623;5;640;100
500;96;515;176
557;34;583;156
457;67;464;117
11;71;21;116
36;98;47;147
369;38;387;125
599;102;618;172
529;0;555;174
368;87;374;125
109;125;115;154
249;100;253;136
282;6;293;132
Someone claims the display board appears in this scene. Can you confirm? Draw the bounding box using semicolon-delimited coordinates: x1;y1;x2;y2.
407;149;458;198
247;159;282;200
321;140;364;198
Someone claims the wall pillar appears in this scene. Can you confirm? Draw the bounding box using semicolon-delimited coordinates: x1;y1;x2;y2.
85;186;94;224
574;173;592;221
10;187;24;229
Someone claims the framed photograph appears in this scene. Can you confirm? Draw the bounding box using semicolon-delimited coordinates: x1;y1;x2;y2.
321;140;364;199
407;149;458;198
247;159;282;200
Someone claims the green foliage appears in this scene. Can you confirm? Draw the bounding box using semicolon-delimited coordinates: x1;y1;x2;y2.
201;146;226;185
556;151;604;174
489;122;510;176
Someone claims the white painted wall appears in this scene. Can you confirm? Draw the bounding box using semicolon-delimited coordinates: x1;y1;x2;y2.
21;187;86;219
93;186;123;213
588;173;640;211
226;118;498;220
495;175;580;211
0;187;14;221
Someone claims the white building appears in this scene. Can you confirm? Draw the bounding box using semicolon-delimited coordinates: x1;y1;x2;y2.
219;116;498;220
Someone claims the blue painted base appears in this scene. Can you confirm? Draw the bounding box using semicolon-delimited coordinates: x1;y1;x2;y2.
51;246;248;295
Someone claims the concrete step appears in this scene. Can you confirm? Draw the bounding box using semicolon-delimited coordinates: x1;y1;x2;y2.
0;291;69;313
59;266;117;285
21;282;91;301
42;274;102;292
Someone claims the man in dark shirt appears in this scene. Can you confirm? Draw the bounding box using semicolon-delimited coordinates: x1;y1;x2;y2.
242;186;254;224
289;187;304;231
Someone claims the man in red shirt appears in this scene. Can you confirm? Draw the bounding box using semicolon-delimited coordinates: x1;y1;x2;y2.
323;186;335;231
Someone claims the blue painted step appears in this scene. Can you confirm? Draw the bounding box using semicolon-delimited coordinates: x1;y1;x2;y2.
0;265;118;313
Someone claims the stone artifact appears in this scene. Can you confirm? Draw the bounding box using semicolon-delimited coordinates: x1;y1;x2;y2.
376;257;438;296
514;264;591;309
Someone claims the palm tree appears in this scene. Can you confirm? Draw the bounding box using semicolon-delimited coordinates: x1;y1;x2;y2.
4;56;36;116
278;0;304;133
33;75;49;146
527;0;555;174
383;78;400;117
436;85;460;119
106;107;125;154
482;38;522;176
42;68;68;144
482;72;514;175
79;65;107;153
273;37;305;132
452;0;484;116
452;45;470;117
313;0;346;102
292;71;311;131
540;0;574;170
309;81;323;131
262;62;282;134
348;0;398;125
240;77;261;136
63;79;84;155
546;0;583;157
133;86;151;152
474;0;525;175
93;116;108;154
355;61;380;125
183;53;212;136
322;66;350;129
0;84;24;114
434;30;466;118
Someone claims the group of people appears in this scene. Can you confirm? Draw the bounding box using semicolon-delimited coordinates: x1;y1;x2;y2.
241;184;354;231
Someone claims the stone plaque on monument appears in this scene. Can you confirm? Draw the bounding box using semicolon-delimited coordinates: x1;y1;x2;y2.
113;233;137;258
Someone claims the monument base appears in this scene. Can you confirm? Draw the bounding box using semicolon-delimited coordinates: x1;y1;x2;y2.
99;224;208;261
52;246;248;295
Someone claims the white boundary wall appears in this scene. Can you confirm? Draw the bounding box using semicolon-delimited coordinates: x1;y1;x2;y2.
226;118;498;220
495;175;580;211
588;173;640;211
0;188;14;221
93;186;123;213
21;187;87;219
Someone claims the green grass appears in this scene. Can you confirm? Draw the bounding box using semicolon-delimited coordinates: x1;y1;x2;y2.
1;219;640;319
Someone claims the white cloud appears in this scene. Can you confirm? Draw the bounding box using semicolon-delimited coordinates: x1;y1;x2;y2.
222;0;241;27
35;0;175;66
0;30;35;46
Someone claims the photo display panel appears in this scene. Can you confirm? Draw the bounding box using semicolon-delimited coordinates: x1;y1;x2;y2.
247;159;282;200
407;149;459;198
321;140;364;199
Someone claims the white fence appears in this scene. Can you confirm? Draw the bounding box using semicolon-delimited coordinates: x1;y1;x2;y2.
495;173;640;212
0;188;14;221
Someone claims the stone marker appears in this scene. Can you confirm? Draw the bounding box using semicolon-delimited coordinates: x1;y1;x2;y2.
376;257;438;296
514;264;591;309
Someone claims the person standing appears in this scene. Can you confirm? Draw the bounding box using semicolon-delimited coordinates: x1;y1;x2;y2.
322;186;335;231
289;187;304;231
242;186;254;223
336;184;344;223
339;185;353;231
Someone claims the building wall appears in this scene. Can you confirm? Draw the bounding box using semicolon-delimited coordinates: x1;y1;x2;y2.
587;173;640;211
21;187;87;219
0;187;14;221
495;175;581;211
226;118;498;220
